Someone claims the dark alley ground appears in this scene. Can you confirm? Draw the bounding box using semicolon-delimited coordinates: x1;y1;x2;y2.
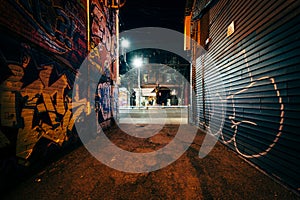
3;124;299;200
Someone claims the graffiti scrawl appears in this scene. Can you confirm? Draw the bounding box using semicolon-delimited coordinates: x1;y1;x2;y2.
222;50;285;158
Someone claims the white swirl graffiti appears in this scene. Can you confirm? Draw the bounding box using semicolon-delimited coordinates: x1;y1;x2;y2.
221;49;285;158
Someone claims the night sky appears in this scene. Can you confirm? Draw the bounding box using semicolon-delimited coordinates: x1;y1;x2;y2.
119;0;187;33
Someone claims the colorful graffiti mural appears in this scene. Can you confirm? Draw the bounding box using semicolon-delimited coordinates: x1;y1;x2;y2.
0;41;79;161
89;0;118;128
0;0;87;69
90;0;118;80
0;0;118;163
0;0;88;162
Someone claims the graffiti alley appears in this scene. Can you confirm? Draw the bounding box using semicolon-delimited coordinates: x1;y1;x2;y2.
1;0;300;199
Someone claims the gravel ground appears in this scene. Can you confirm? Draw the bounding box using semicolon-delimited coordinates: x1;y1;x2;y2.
2;124;299;200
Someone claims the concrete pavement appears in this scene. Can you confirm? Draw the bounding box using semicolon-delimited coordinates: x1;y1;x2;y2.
118;106;188;124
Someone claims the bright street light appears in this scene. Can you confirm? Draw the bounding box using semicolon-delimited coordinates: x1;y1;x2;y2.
132;57;143;108
133;57;143;68
121;38;130;48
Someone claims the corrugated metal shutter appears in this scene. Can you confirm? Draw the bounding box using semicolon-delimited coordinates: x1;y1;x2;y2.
194;0;300;191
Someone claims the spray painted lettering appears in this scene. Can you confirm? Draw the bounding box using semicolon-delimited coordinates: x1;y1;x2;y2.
0;43;84;160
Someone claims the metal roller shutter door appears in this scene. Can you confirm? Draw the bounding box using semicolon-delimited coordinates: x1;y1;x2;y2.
194;0;300;191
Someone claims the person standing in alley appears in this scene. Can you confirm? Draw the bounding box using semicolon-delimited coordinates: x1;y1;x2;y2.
130;89;136;108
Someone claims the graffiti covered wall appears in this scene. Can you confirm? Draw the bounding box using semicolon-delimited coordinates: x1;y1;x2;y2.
0;0;87;69
0;0;117;164
90;0;118;127
0;41;77;160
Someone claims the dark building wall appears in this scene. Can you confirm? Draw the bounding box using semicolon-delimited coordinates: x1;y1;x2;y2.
192;0;300;191
0;0;117;165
